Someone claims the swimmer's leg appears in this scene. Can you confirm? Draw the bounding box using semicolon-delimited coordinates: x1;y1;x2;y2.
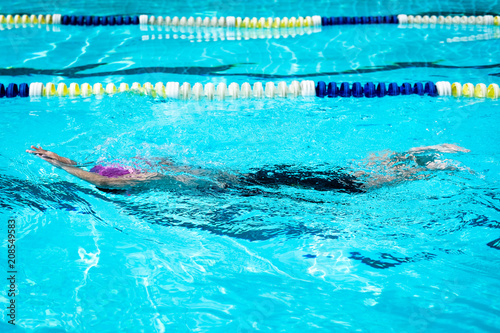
355;143;471;188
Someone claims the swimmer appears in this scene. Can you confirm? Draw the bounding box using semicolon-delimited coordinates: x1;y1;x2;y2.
26;144;470;194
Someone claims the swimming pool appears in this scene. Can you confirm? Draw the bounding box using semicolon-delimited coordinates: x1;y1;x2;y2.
1;0;500;331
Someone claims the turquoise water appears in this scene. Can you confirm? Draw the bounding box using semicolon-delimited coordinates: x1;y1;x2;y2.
1;0;500;332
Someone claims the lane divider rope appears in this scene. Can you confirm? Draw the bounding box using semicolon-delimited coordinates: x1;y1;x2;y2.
0;81;498;99
1;14;498;28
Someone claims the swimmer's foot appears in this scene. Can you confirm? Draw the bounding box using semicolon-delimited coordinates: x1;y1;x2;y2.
408;143;470;154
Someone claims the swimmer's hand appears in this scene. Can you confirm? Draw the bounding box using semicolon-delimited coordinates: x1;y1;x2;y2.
408;144;470;154
26;146;78;167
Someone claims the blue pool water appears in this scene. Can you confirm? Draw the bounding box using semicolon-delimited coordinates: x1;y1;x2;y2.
1;0;500;332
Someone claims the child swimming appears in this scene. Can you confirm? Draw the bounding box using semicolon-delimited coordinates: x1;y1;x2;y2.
26;143;470;194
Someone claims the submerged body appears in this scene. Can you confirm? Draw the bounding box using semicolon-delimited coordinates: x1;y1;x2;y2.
26;144;470;194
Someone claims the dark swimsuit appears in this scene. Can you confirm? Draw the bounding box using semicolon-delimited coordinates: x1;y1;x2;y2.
241;165;365;193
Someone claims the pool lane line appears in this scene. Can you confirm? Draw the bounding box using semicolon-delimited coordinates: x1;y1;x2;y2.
1;81;498;99
1;14;498;30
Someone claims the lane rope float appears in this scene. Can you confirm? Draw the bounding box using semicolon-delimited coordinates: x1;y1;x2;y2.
0;81;498;100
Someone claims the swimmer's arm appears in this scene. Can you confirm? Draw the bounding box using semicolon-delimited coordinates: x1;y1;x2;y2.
49;162;161;188
27;146;150;188
358;144;471;187
57;164;142;188
26;146;78;165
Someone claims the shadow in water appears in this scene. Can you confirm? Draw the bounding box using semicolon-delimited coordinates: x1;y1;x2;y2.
2;174;496;268
0;174;339;242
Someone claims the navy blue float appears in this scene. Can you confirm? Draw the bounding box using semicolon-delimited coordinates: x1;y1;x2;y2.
376;83;387;97
425;82;437;96
413;83;424;95
6;84;18;98
19;83;29;97
0;84;5;98
364;82;375;98
352;82;363;97
316;81;327;98
401;82;412;95
340;82;351;97
388;82;400;96
327;82;339;97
